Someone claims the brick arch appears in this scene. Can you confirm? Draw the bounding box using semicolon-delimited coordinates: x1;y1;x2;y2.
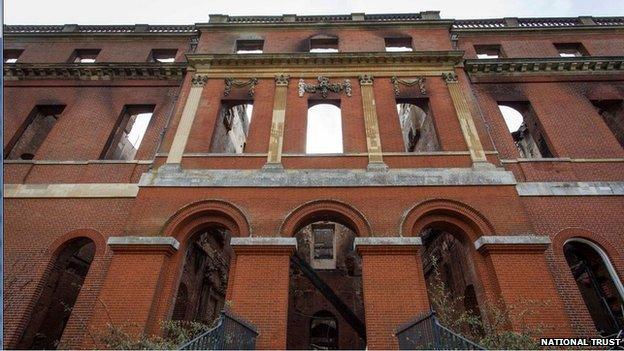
161;199;252;241
400;198;495;243
550;228;624;337
279;199;372;237
47;228;106;258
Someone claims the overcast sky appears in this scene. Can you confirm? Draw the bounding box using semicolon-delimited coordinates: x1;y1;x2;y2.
4;0;624;25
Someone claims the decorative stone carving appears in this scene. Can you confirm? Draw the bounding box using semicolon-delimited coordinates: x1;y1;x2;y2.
224;77;258;97
358;74;374;86
191;74;209;86
275;74;290;86
298;76;352;98
390;76;426;96
442;72;459;84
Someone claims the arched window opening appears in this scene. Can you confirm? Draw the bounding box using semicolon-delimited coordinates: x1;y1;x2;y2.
174;227;232;323
306;104;343;154
309;310;339;349
498;103;552;158
210;103;253;153
564;239;624;336
287;220;365;350
17;238;95;350
421;227;483;331
396;101;439;152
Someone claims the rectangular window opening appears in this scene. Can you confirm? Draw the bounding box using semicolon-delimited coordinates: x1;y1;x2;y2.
70;49;101;63
475;45;502;59
498;102;553;158
396;98;440;152
554;43;588;57
5;105;65;160
385;37;413;52
310;37;339;53
149;49;177;63
4;49;24;63
591;100;624;149
312;224;334;260
209;101;254;153
235;40;264;54
102;105;155;160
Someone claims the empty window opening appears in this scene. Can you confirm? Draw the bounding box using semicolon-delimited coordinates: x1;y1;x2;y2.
564;239;624;336
310;36;339;53
306;103;343;154
385;37;413;52
149;49;177;63
396;101;440;152
421;227;484;337
555;43;588;57
309;311;339;349
6;105;64;160
475;45;502;59
17;238;95;349
592;100;624;149
498;103;553;158
102;105;154;160
236;40;264;54
69;49;100;63
288;220;365;349
4;49;23;63
210;103;253;153
173;228;232;323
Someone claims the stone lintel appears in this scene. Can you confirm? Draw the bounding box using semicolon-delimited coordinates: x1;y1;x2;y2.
107;236;180;253
474;235;551;251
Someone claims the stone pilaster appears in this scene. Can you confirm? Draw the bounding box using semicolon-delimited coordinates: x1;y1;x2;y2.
443;72;489;165
264;74;290;170
166;74;207;165
358;74;388;171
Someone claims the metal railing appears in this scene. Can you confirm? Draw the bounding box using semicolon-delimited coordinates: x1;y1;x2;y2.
395;311;485;350
178;310;258;350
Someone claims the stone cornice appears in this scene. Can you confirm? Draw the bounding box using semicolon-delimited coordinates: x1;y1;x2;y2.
464;56;624;77
3;62;187;81
187;51;464;70
4;24;197;36
453;16;624;32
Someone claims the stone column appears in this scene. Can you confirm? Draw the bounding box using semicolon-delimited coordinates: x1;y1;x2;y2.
358;75;388;171
475;236;574;338
264;74;290;171
355;237;430;349
443;72;489;165
227;237;296;349
166;74;208;166
84;237;179;348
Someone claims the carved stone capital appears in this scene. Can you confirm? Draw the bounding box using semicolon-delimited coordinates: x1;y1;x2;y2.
191;74;208;87
275;74;290;87
358;74;374;86
442;72;458;84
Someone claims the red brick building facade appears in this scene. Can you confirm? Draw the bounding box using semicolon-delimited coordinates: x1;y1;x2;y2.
3;12;624;349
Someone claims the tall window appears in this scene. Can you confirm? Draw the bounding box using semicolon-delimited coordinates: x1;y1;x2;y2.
309;36;339;53
69;49;100;63
236;40;264;54
564;239;624;336
210;103;253;153
385;37;413;52
5;105;64;160
17;238;95;349
102;105;154;160
498;103;553;158
396;100;439;152
306;103;343;154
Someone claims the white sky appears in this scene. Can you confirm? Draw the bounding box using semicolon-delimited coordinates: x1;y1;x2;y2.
4;0;623;24
498;106;524;132
306;104;343;154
